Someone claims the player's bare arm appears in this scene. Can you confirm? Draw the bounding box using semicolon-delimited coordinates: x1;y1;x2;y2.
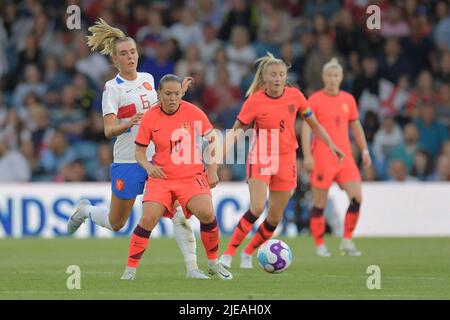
135;144;166;179
103;113;143;139
305;114;345;161
181;77;194;96
223;119;250;160
300;119;314;172
205;129;219;188
350;120;372;168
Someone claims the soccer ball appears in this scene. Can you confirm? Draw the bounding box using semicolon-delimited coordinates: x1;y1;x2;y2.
257;239;293;273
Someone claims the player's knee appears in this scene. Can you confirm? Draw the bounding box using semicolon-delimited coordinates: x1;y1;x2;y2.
110;220;126;231
139;215;157;230
250;203;266;216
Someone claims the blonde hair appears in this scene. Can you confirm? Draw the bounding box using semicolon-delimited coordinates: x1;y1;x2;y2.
246;52;288;97
86;18;134;57
322;57;343;74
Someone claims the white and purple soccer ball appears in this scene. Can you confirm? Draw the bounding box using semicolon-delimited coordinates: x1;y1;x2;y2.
257;239;293;273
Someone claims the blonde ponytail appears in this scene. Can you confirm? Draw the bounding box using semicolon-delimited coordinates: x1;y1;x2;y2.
245;52;288;97
86;18;132;57
322;57;343;74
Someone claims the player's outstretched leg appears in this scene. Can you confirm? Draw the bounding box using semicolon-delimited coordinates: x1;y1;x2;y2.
171;207;210;279
121;224;151;280
309;207;331;257
219;209;259;268
241;219;277;269
67;199;91;234
120;201;165;280
340;198;362;256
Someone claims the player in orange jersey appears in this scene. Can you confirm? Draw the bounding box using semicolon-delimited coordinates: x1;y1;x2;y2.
120;74;232;280
301;58;372;257
219;53;344;269
67;19;207;279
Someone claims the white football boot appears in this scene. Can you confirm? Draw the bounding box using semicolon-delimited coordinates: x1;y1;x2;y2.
208;262;233;280
240;252;253;269
218;254;232;269
67;199;91;234
120;267;136;280
316;244;332;257
340;239;362;256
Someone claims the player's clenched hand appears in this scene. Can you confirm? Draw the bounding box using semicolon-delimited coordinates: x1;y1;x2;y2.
147;165;166;179
362;150;372;168
303;156;314;172
207;171;219;188
181;77;194;95
128;113;143;127
332;145;345;162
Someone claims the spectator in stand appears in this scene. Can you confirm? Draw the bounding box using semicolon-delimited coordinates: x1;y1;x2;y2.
372;115;404;178
138;38;176;85
411;149;433;181
380;5;410;38
0;135;31;182
389;123;422;172
414;103;449;159
175;44;204;80
436;82;450;128
135;10;170;59
226;25;256;85
12;64;46;108
40;130;77;178
378;37;412;85
428;155;450;181
388;159;417;182
218;0;259;42
257;0;293;47
198;22;222;64
169;6;203;50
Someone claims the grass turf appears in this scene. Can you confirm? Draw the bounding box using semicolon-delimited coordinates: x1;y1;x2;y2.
0;237;449;299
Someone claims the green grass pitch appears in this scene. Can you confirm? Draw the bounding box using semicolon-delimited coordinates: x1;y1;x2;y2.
1;237;449;299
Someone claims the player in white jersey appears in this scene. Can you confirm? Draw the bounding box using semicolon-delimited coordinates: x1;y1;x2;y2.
67;18;209;279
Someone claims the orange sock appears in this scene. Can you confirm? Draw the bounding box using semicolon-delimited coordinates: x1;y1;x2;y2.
224;209;258;256
243;219;276;255
200;218;219;260
310;207;325;246
344;199;360;239
127;224;151;268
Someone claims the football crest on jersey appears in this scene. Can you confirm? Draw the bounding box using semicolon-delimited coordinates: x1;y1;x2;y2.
115;178;124;191
342;103;349;114
143;82;153;91
181;122;191;133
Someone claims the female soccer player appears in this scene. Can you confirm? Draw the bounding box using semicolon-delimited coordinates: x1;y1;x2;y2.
219;53;344;269
67;19;208;279
301;58;372;257
120;74;233;281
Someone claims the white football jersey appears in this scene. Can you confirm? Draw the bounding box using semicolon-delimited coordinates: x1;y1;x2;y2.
102;72;157;163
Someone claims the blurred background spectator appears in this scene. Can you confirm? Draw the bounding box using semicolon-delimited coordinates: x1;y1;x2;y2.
0;0;448;189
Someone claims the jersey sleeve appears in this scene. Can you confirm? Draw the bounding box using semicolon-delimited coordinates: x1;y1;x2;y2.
194;106;214;136
296;90;313;119
236;97;257;125
102;84;120;117
135;112;152;146
348;94;359;122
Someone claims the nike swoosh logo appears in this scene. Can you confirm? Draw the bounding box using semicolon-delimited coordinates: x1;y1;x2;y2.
126;89;133;93
153;128;161;132
262;113;269;116
218;270;230;278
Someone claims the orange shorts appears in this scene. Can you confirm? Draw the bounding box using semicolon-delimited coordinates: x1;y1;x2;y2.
246;152;297;191
311;159;361;189
142;172;211;219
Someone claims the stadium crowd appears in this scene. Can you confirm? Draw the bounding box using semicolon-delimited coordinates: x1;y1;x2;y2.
1;0;450;184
